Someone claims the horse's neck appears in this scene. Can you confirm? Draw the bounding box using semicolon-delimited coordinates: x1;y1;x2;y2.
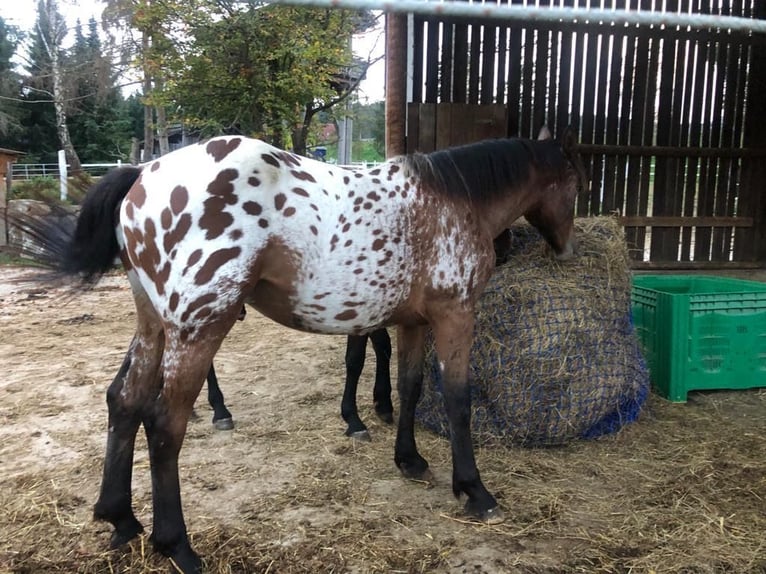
474;187;537;238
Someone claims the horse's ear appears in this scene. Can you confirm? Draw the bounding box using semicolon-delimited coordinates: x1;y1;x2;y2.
537;126;552;141
561;126;578;153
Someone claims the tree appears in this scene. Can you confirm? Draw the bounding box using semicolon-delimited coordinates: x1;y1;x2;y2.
67;18;134;162
30;0;82;172
162;3;380;154
0;17;24;145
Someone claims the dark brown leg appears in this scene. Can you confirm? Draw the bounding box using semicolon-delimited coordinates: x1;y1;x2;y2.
431;311;502;523
370;328;393;423
94;312;165;547
393;324;431;481
144;336;217;574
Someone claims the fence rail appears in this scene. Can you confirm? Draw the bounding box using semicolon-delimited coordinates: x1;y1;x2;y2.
11;163;123;180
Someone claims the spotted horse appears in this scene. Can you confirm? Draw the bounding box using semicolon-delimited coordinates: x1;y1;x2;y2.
18;127;581;573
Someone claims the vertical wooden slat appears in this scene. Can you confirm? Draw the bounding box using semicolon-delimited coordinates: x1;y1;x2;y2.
554;0;575;139
671;0;694;262
694;0;724;263
453;19;469;104
708;2;731;263
735;0;766;263
406;102;420;153
590;23;611;216
624;0;658;260
532;0;551;133
425;19;440;104
418;103;437;153
652;0;681;261
681;0;707;261
602;23;624;215
435;104;453;149
495;0;509;106
638;15;661;262
440;20;455;103
545;21;560;131
726;0;749;261
614;7;638;221
665;1;689;261
480;5;497;105
506;0;524;135
468;21;482;104
411;15;425;104
520;3;536;138
576;0;600;216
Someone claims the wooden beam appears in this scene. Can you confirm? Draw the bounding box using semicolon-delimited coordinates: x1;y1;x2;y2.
619;216;754;228
578;143;766;158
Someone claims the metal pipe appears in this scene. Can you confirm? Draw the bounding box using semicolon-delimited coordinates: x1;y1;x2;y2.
268;0;766;36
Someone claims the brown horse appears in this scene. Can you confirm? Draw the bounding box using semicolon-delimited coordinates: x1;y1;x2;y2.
18;127;580;573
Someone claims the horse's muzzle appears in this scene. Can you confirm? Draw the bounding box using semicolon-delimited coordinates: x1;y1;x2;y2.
555;237;578;261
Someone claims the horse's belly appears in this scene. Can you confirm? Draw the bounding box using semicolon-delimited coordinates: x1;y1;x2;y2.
247;278;396;335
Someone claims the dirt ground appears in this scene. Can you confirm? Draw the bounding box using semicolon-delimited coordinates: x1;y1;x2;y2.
1;264;765;574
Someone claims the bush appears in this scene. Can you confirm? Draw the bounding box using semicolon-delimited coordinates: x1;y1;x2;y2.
9;176;90;204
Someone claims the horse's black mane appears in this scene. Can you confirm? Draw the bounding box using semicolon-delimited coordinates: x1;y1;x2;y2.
402;138;569;202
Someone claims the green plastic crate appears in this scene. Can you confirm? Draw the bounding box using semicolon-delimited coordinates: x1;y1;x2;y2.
631;275;766;402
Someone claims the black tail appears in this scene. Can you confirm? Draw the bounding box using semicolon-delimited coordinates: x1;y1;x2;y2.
10;166;142;285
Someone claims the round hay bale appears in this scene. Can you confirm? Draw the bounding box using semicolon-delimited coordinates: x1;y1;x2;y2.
415;216;649;447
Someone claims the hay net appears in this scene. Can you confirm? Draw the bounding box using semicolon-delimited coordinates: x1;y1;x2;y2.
416;217;649;447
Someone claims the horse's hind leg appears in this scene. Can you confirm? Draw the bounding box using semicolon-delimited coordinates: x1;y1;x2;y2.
341;334;371;440
369;328;393;424
144;329;234;574
94;315;165;548
206;363;234;430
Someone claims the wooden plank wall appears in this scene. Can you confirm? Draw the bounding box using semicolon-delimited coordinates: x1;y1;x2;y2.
406;0;766;268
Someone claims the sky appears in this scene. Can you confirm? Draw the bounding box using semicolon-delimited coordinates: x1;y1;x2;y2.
0;0;386;102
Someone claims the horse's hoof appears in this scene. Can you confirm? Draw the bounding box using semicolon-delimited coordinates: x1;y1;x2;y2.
464;503;505;525
107;521;144;549
348;429;372;442
376;411;394;424
213;417;234;431
399;464;434;484
168;551;203;574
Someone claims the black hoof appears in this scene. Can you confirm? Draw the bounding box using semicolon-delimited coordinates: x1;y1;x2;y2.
152;536;202;574
167;551;202;574
105;519;144;549
464;501;505;524
348;429;372;442
376;410;394;424
213;417;234;431
396;460;434;483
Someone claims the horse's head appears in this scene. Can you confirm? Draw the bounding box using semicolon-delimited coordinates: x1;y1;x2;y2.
524;126;583;261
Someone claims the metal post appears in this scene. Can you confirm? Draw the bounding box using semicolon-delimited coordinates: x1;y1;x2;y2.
58;149;68;201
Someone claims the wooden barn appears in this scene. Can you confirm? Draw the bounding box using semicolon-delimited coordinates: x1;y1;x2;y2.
382;1;766;269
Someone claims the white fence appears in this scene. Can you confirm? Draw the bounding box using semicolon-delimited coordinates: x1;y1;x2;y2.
11;162;123;180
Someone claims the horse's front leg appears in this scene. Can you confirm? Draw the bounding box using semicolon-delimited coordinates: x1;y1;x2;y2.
369;328;394;424
94;331;162;548
431;311;503;523
341;334;371;440
394;324;432;481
